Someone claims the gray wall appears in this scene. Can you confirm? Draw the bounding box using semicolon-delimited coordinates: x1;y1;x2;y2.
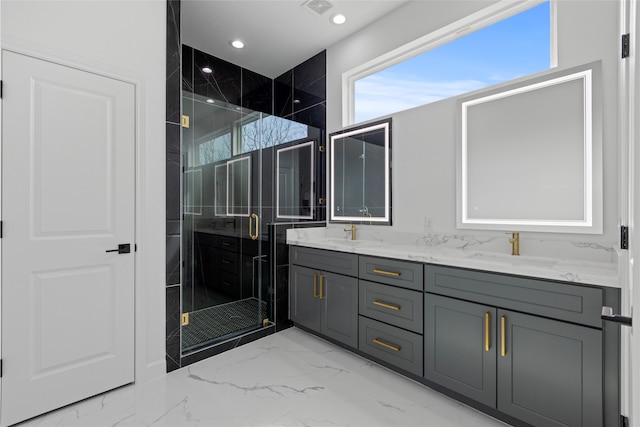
326;0;620;260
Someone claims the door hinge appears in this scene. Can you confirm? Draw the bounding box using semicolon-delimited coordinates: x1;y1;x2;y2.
135;244;138;252
620;415;629;427
0;220;3;238
1;359;4;378
319;145;325;153
181;313;189;326
622;34;630;58
621;225;629;250
0;80;3;99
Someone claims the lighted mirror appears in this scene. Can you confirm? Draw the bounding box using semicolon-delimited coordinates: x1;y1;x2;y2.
457;62;602;233
277;140;314;219
214;163;227;216
330;119;391;224
184;168;202;215
226;156;251;217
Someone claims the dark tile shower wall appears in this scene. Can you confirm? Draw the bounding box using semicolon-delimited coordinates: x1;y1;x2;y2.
166;0;182;372
165;0;327;371
275;51;327;130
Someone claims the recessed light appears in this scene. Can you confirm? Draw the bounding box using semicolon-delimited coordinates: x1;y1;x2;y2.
202;67;213;73
206;99;215;104
332;13;346;25
293;99;301;104
230;39;245;49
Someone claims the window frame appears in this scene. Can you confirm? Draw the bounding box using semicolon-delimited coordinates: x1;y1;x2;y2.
342;0;557;126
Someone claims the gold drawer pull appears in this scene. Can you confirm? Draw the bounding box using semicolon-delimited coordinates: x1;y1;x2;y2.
373;300;401;311
501;315;506;357
313;273;319;298
373;338;401;352
319;274;325;300
485;312;490;352
372;269;401;277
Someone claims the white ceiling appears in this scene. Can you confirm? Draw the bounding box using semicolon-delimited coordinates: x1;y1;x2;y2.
181;0;410;79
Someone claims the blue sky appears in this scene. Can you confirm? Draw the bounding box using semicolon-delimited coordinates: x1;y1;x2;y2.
355;2;551;123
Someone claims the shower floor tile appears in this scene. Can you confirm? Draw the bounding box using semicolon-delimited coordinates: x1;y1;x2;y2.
182;297;268;350
18;328;508;427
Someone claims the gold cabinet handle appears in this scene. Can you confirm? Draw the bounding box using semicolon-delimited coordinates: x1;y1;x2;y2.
373;338;401;352
501;315;506;357
373;300;401;311
485;312;490;352
372;269;401;277
313;273;319;298
249;213;259;240
319;274;325;300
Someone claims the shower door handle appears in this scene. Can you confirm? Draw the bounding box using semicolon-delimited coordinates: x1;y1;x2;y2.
249;213;259;240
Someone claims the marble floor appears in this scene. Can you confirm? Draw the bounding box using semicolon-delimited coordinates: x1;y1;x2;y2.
19;328;507;427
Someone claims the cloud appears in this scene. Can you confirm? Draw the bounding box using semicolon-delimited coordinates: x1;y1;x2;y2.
354;74;487;123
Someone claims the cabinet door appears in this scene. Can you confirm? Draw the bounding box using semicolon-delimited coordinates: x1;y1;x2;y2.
424;294;497;407
321;271;358;348
497;310;603;427
289;265;321;332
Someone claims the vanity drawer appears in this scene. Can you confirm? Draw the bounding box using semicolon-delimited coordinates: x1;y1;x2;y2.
359;256;423;291
424;264;603;328
218;235;239;252
216;250;238;274
290;246;358;277
359;280;423;334
359;316;423;376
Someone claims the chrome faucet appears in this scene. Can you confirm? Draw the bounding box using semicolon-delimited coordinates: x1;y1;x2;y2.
344;224;357;240
506;232;520;256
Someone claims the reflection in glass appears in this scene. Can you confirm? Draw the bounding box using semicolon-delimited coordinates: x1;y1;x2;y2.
277;141;314;219
227;157;250;217
184;169;202;215
214;164;227;217
330;119;391;223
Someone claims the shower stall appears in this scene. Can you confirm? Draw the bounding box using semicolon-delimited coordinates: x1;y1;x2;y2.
181;91;322;354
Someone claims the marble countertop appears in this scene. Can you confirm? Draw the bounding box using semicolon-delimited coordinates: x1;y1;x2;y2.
286;227;621;288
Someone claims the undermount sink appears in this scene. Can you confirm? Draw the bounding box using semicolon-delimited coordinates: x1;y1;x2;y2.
464;252;557;269
324;238;382;246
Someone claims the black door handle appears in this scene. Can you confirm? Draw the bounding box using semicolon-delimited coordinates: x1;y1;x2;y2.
106;244;131;254
601;306;632;326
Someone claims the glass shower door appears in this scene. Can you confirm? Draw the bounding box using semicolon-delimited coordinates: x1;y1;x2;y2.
181;92;269;354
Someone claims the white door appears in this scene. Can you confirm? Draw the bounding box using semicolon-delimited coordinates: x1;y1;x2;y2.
0;51;135;426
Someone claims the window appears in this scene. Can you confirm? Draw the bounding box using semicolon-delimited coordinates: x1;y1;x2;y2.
351;1;552;124
240;114;309;153
198;133;231;165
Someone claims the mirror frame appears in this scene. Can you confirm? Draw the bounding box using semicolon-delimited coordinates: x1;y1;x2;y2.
329;118;392;224
276;140;315;220
457;62;603;234
184;168;202;215
225;156;251;217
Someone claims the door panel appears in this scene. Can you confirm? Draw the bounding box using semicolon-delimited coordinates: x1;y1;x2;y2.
424;294;497;408
32;78;113;236
289;265;321;332
321;272;358;348
497;310;603;427
1;51;135;426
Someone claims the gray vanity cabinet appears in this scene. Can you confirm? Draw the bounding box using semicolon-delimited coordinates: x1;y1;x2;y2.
424;294;497;407
498;310;602;427
289;247;359;349
425;264;608;427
